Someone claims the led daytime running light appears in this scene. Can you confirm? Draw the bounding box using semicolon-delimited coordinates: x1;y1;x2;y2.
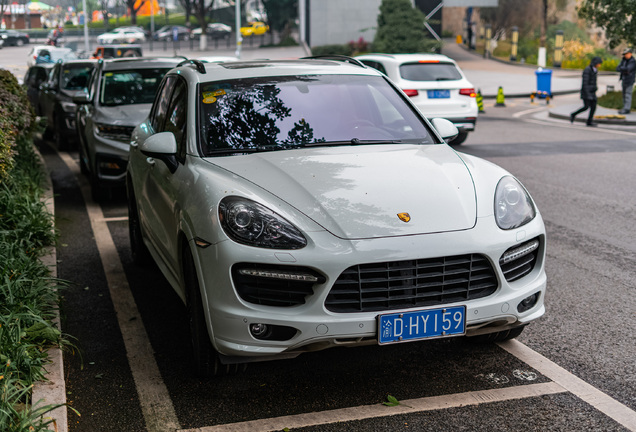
501;239;539;264
238;268;319;282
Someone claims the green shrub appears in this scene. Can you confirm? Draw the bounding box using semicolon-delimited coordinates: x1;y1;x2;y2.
0;70;35;184
0;68;69;432
311;44;355;56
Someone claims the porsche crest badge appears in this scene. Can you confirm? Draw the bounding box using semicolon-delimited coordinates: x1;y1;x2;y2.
397;212;411;223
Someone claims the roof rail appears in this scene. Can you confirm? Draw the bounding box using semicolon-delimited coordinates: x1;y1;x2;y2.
301;55;366;68
177;59;206;74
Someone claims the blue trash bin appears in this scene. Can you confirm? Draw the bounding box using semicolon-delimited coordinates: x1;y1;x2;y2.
535;68;552;97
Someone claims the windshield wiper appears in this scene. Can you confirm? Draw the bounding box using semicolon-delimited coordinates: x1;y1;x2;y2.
304;138;404;147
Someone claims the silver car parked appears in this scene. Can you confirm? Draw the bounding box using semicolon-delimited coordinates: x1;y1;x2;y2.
74;57;184;201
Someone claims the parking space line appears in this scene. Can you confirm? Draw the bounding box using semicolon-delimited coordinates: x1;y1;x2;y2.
178;382;565;432
58;152;181;432
498;340;636;431
101;216;129;222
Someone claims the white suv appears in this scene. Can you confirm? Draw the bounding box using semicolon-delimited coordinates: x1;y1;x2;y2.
356;53;478;145
127;57;546;377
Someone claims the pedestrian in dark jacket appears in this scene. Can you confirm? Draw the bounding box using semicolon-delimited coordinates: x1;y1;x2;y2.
616;47;636;114
570;56;603;127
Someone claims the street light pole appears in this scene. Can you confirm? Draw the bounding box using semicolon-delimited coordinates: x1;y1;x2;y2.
235;0;242;59
82;0;89;53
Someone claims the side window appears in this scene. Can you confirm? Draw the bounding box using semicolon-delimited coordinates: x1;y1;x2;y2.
48;65;60;89
164;79;188;162
149;75;176;133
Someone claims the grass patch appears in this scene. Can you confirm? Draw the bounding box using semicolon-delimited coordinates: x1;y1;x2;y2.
598;90;636;110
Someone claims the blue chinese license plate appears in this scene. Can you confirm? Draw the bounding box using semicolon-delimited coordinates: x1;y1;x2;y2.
378;305;466;345
427;90;450;99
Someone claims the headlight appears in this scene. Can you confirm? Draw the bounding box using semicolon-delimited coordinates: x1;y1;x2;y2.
494;176;536;230
219;197;307;249
60;101;76;113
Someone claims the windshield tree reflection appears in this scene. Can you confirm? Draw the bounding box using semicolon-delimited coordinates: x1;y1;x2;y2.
199;74;434;156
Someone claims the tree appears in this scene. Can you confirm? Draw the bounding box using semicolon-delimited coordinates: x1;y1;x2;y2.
262;0;297;42
373;0;438;53
125;0;144;25
176;0;193;26
579;0;636;48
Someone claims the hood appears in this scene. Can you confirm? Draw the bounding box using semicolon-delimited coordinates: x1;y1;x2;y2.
208;144;477;240
95;104;151;126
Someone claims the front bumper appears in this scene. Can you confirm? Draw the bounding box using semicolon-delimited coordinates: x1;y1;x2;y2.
192;214;546;362
89;129;131;186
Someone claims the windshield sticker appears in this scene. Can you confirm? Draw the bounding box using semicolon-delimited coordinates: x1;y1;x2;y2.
203;96;217;104
105;72;113;77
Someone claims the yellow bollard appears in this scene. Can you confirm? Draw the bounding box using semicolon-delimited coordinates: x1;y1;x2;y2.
456;34;463;44
476;89;485;113
495;86;506;107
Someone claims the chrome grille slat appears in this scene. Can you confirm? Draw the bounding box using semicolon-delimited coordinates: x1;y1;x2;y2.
325;253;498;313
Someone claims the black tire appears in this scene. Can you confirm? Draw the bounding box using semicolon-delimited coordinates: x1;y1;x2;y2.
183;249;246;378
467;325;525;343
54;115;68;151
90;169;108;202
78;144;89;176
450;131;468;145
127;183;151;265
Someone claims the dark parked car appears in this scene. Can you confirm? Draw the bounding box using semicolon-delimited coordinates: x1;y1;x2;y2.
91;44;143;59
0;29;30;46
23;63;55;115
192;22;231;40
153;25;191;41
39;60;96;150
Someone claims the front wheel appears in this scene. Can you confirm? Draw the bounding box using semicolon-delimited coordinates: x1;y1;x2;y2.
183;249;246;378
127;183;151;265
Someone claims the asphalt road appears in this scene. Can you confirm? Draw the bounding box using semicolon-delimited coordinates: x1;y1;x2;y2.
3;41;635;431
31;93;636;432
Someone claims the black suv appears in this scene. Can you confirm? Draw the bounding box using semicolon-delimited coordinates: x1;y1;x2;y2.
39;59;96;150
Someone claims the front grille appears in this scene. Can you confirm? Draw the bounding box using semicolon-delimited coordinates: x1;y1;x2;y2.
232;264;323;307
325;254;498;313
96;124;135;142
499;238;540;282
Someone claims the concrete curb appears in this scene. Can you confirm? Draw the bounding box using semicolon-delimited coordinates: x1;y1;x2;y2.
32;146;68;432
548;110;636;126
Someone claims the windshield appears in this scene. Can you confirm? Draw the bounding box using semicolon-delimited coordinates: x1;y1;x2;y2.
399;62;462;82
50;50;78;63
199;74;434;156
60;65;93;91
100;68;170;106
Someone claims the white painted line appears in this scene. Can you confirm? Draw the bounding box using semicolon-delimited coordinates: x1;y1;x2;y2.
513;106;547;118
178;382;566;432
101;216;129;222
58;152;180;432
498;339;636;431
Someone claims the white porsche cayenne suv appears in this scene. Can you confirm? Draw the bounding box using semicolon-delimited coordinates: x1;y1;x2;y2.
127;57;546;377
355;53;479;145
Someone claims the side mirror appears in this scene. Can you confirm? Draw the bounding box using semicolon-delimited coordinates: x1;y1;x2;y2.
140;132;178;173
72;93;91;104
430;118;459;143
